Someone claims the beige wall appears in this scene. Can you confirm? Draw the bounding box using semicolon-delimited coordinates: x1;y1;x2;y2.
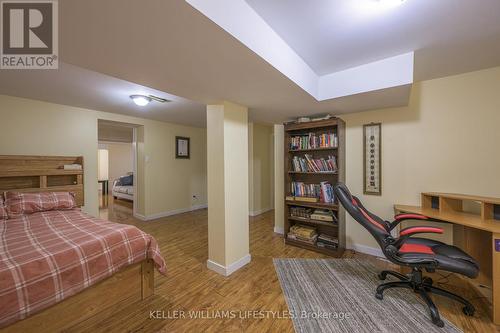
99;142;134;182
0;95;207;218
248;123;273;215
340;66;500;250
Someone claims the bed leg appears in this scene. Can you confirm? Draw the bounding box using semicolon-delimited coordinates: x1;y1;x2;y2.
141;259;154;299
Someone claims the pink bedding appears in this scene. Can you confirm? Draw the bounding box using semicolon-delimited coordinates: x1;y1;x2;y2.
0;209;166;328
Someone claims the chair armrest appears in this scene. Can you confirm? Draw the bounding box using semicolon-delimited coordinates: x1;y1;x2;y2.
399;226;443;237
387;213;432;231
393;226;443;247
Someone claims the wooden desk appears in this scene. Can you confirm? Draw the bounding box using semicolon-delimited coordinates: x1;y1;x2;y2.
395;192;500;325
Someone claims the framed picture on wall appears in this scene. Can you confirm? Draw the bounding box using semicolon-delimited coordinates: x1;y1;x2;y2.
176;136;190;159
363;123;382;195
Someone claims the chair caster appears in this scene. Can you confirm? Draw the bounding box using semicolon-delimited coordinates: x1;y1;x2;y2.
433;318;444;328
462;305;475;316
423;277;433;285
375;292;383;300
377;272;386;280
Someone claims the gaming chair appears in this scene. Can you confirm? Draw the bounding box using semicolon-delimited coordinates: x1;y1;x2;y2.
333;183;479;327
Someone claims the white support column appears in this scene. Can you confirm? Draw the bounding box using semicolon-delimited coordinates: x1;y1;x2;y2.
273;124;284;235
206;101;251;276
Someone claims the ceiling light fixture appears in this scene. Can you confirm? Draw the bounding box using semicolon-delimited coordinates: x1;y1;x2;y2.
129;94;171;106
376;0;407;8
130;95;152;106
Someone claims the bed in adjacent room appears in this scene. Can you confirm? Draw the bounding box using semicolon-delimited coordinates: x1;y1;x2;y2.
0;155;166;332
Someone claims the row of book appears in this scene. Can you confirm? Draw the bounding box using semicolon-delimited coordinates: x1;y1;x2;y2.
291;181;336;204
317;233;339;250
291;154;337;173
287;225;317;245
289;206;337;223
287;224;338;249
290;132;338;150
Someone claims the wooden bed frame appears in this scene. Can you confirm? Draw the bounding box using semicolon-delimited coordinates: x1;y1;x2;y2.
0;155;155;332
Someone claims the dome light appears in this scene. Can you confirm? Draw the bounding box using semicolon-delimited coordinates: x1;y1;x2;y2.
130;95;152;106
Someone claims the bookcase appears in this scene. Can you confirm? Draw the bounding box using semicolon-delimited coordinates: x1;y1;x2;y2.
284;118;346;256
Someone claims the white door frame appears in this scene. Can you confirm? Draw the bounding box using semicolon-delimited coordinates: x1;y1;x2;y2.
132;127;138;216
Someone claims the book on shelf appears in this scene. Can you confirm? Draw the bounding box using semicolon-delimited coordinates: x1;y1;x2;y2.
288;225;318;245
289;132;338;150
310;209;337;222
294;196;318;203
317;233;339;250
62;164;82;170
291;154;337;173
319;181;335;204
290;207;314;219
317;242;338;250
291;181;336;204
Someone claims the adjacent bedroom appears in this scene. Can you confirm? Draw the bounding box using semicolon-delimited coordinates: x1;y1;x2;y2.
97;120;136;220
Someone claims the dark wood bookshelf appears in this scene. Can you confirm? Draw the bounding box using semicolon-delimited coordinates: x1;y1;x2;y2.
284;117;346;257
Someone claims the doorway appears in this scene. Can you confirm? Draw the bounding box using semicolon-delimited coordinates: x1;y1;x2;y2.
97;120;139;220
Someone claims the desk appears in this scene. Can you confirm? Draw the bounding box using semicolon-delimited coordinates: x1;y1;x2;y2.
395;192;500;325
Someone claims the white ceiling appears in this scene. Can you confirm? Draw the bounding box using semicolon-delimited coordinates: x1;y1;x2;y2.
1;0;499;127
245;0;500;76
0;63;207;127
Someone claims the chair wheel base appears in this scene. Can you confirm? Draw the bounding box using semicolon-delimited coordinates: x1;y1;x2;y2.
433;319;444;328
377;273;386;280
375;293;383;300
462;306;475;316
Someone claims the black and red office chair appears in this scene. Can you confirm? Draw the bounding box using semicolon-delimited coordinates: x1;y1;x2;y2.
333;183;479;327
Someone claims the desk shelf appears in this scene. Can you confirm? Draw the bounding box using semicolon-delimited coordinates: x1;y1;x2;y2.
395;191;500;325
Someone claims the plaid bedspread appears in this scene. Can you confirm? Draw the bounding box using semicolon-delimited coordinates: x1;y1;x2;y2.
0;209;166;328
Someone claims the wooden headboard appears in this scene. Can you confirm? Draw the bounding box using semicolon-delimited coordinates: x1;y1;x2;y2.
0;155;84;206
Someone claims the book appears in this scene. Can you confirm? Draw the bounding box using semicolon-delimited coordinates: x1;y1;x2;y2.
294;196;318;203
63;164;82;170
291;154;337;173
310;209;336;222
289;132;338;150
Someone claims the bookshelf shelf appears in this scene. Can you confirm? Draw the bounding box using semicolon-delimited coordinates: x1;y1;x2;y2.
284;238;342;256
285;200;338;210
288;171;338;175
284;118;346;256
288;216;338;228
288;147;338;153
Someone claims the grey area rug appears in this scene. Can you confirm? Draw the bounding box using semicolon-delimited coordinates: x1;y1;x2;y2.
274;258;462;333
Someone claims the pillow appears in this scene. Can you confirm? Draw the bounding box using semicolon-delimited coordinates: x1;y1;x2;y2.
0;195;8;220
5;191;76;218
119;174;133;186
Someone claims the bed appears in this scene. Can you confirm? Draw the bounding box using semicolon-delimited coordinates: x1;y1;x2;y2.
0;155;166;332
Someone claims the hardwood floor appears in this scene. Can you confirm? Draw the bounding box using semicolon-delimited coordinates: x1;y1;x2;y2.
68;196;498;332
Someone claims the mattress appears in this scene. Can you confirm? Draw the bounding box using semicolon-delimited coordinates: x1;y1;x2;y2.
0;209;165;328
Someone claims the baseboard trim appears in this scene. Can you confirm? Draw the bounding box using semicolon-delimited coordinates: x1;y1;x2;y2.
348;243;384;258
207;254;251;276
133;213;147;221
273;226;284;235
249;207;272;217
136;204;208;221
